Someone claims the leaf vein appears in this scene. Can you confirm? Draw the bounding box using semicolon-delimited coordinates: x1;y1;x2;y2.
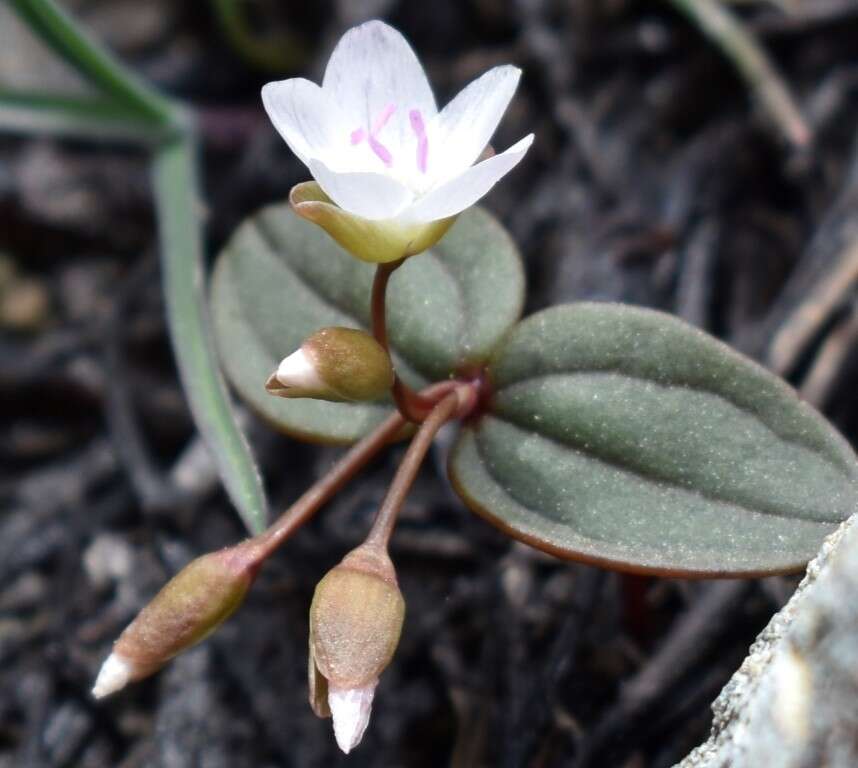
497;369;855;479
479;416;823;523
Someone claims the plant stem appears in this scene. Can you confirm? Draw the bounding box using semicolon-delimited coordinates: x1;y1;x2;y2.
371;261;439;423
253;411;407;559
251;380;467;561
365;392;461;549
668;0;810;149
392;379;439;422
370;259;402;350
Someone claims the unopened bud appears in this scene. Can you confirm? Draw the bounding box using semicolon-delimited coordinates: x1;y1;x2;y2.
266;327;393;403
92;541;259;698
308;544;405;753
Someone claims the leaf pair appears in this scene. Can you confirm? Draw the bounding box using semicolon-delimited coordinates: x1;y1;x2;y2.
212;204;858;576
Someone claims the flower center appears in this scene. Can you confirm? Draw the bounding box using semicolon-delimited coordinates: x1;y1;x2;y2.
350;104;429;176
351;103;395;167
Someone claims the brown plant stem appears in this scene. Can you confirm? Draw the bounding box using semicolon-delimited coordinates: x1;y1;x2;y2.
253;410;406;560
365;391;461;549
392;378;439;422
371;261;439;423
371;259;402;351
250;381;466;563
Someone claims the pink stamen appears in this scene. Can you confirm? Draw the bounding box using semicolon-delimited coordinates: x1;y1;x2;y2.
372;103;396;135
409;109;428;174
349;103;397;168
368;135;393;167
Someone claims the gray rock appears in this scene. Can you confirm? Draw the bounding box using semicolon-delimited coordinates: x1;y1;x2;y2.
677;514;858;768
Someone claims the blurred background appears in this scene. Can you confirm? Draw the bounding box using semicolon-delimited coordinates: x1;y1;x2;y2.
2;1;858;766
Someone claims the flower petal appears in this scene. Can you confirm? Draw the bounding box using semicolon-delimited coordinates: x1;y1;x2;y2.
322;21;436;155
430;65;522;179
329;683;376;755
261;78;343;167
308;158;413;220
400;134;534;223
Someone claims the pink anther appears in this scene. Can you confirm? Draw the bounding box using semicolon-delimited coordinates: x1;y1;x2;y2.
368;135;393;167
350;103;396;168
372;103;396;135
409;109;428;174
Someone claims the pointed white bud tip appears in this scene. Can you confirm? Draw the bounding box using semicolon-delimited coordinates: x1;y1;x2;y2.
328;681;377;754
266;347;329;398
277;348;324;389
92;652;132;699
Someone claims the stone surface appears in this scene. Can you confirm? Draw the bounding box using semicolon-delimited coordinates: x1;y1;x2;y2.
677;514;858;768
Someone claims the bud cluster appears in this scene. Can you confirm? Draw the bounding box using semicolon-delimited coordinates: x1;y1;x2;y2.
92;311;428;751
94;534;406;756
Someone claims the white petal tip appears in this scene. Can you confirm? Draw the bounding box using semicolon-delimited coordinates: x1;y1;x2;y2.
328;682;377;754
275;348;326;391
92;653;132;699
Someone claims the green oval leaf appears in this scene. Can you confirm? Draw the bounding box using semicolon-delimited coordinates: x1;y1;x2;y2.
450;303;858;576
210;204;524;443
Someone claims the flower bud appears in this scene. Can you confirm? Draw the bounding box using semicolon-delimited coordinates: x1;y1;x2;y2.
92;541;259;698
309;544;405;753
290;181;456;264
265;326;394;403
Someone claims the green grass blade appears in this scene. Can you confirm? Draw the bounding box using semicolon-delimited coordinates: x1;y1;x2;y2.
7;0;270;532
8;0;175;127
152;138;269;533
0;90;169;142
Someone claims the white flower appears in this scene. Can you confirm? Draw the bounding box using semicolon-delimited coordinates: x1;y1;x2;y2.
261;20;532;244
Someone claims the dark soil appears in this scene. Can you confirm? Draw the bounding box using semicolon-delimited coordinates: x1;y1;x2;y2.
3;1;858;766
